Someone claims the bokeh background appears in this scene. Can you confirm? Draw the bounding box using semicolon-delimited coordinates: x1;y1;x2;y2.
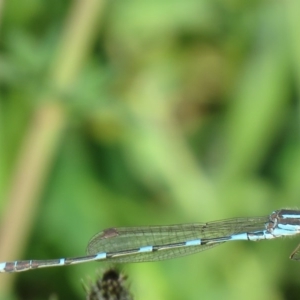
1;0;300;299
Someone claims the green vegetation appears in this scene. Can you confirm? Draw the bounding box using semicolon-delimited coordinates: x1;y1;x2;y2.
1;0;300;299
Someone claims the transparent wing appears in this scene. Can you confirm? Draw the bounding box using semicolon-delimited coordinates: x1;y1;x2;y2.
86;216;268;263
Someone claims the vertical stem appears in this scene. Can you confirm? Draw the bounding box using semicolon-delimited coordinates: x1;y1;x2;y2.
0;0;106;295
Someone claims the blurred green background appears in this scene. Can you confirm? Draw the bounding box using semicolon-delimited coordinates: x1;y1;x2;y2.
1;0;300;299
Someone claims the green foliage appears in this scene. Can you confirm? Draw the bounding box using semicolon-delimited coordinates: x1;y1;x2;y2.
1;1;300;300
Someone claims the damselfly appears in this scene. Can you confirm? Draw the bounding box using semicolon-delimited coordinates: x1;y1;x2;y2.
1;209;300;273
